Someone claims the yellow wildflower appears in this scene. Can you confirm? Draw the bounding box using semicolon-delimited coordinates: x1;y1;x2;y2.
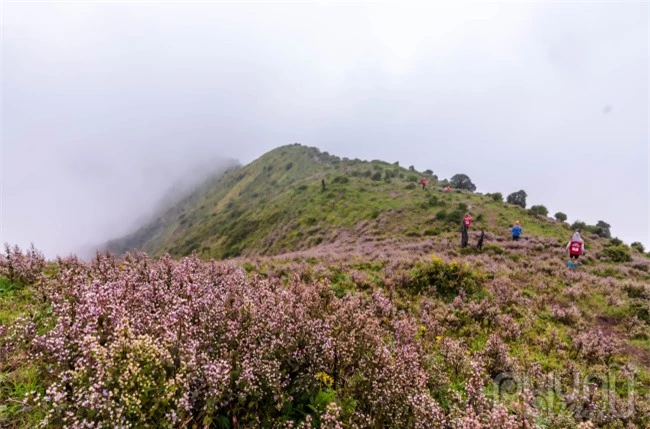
316;372;334;387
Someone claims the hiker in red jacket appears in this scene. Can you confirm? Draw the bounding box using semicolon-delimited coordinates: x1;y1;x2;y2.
463;214;472;229
420;177;427;189
566;231;585;269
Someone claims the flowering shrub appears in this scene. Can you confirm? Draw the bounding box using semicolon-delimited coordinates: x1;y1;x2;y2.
5;253;454;427
572;329;622;364
0;243;45;285
551;303;582;325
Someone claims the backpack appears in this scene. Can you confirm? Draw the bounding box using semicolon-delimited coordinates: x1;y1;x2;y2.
569;241;583;256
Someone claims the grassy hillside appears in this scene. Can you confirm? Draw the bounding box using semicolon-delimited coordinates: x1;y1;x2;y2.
107;144;577;259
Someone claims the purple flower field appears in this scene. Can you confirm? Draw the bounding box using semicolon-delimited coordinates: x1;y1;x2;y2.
1;239;649;428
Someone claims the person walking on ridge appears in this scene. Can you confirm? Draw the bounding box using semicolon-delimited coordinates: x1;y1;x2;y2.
566;231;585;269
512;221;522;241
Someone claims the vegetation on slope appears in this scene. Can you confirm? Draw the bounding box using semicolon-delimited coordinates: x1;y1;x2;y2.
106;144;589;260
2;233;650;428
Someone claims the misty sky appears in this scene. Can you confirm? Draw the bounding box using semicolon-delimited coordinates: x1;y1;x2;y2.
2;2;648;257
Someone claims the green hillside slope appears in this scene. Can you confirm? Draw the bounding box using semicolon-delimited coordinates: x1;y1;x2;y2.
106;144;581;259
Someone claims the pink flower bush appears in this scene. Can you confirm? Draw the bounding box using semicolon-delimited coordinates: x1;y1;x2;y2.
1;237;648;428
0;243;45;285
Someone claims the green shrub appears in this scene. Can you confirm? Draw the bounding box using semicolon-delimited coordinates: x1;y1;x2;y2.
297;184;308;191
609;238;623;246
332;176;349;184
371;172;382;181
630;299;650;324
445;209;465;225
631;242;645;253
529;205;549;217
405;183;416;190
303;216;318;226
428;196;439;206
593;267;625;279
571;220;588;231
490;192;503;202
408;256;484;298
435;210;447;221
600;245;632;263
423;227;440;236
407;175;419;183
483;244;505;255
457;203;468;211
285;162;294;170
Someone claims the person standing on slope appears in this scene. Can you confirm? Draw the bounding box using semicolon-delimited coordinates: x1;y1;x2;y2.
463;214;472;229
566;231;586;269
511;221;522;241
421;177;427;189
477;230;485;250
460;214;472;248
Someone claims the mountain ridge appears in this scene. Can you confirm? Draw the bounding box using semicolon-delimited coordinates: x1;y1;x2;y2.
107;143;612;260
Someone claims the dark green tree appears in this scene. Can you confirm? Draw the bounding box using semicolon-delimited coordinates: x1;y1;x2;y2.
554;212;568;222
506;190;527;208
594;220;612;238
450;174;476;192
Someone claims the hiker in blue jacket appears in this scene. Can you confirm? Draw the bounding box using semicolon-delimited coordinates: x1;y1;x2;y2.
512;221;522;241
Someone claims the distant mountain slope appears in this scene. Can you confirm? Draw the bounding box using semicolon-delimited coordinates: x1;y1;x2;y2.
105;144;609;259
